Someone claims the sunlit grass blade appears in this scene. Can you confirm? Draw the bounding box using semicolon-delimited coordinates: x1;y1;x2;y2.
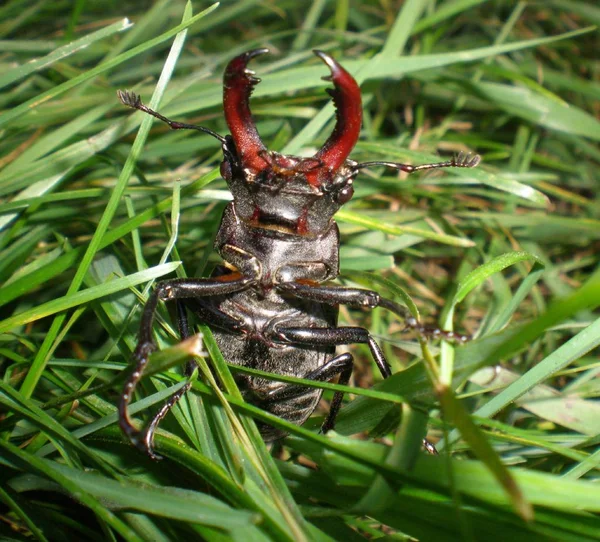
0;262;180;333
0;3;220;128
0;18;132;90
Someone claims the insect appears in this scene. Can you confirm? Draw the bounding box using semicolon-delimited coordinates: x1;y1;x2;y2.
118;49;480;459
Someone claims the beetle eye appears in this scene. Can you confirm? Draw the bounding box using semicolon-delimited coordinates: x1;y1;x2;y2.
336;184;354;204
220;159;232;181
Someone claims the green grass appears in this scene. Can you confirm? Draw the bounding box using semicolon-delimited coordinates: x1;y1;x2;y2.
1;1;599;540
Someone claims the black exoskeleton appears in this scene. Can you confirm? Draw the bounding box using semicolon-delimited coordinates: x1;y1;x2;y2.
118;49;480;459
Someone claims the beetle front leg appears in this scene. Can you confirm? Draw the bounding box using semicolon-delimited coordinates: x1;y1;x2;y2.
119;274;254;458
276;282;470;342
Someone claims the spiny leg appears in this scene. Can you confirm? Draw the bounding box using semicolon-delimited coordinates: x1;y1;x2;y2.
276;281;469;452
260;352;355;435
271;325;392;436
276;281;470;343
119;275;253;458
141;295;252;458
139;300;196;459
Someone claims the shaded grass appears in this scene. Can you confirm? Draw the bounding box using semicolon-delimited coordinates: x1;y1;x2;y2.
0;0;599;540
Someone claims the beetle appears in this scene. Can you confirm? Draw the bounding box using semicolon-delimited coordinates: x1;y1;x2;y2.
117;49;479;459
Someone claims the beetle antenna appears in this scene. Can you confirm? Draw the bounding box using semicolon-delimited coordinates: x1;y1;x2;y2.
352;151;481;174
117;90;227;144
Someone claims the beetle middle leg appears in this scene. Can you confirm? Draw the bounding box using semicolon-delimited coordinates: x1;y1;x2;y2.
276;281;468;450
267;325;390;433
271;325;438;452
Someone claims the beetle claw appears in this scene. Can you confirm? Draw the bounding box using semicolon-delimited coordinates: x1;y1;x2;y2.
309;49;362;185
222;49;271;173
141;429;163;461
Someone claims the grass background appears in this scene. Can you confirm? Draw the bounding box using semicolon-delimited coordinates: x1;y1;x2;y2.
1;0;599;540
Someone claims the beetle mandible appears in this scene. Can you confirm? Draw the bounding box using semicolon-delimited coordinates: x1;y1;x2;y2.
118;49;480;459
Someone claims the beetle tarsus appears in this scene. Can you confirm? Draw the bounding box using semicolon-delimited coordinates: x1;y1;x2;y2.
118;340;155;455
402;319;471;343
141;380;194;461
422;439;439;455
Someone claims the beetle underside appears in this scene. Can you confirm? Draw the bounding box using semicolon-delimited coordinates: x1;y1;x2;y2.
117;49;479;459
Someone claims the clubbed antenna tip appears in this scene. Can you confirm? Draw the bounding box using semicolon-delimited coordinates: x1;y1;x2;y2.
117;89;141;109
453;151;481;168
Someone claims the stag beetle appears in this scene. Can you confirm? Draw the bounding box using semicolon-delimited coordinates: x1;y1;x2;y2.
117;49;479;459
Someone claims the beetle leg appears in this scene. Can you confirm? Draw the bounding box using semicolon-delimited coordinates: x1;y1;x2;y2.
270;326;388;435
262;352;353;401
139;300;196;459
185;297;248;331
276;280;466;453
141;296;254;458
251;352;354;433
271;325;438;451
276;281;470;342
320;353;354;434
120;274;255;459
273;326;391;378
259;352;354;435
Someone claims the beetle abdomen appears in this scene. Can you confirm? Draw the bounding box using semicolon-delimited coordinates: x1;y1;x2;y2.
209;287;336;440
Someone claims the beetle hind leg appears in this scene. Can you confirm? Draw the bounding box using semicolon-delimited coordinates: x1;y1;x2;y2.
277;281;470;343
259;352;354;435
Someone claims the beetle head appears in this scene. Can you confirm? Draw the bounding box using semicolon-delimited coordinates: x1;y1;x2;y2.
220;49;362;236
119;50;479;237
